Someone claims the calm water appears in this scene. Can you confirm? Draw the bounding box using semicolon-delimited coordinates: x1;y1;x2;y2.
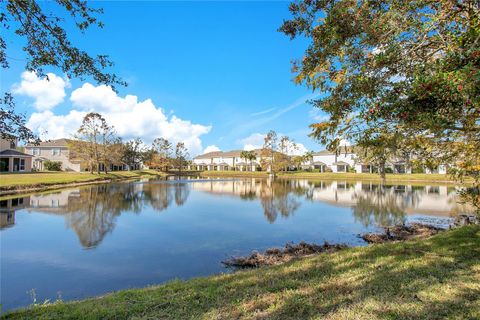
0;177;472;311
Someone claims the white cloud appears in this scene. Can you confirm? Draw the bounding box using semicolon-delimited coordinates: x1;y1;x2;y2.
309;108;329;122
26;78;211;156
238;133;266;150
238;132;309;156
203;145;221;154
339;139;351;147
13;71;70;110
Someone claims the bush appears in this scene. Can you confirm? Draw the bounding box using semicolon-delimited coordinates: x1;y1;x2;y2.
44;160;62;171
385;167;394;174
412;166;425;174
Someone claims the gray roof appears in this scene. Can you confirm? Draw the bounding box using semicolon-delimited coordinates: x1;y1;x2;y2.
314;145;357;156
0;149;33;157
193;149;262;160
313;150;335;156
312;161;327;166
333;161;350;166
26;138;71;148
193;151;223;160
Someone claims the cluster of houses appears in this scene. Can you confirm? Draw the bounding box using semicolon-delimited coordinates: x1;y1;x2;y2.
0;138;447;174
191;147;448;174
0;138;133;173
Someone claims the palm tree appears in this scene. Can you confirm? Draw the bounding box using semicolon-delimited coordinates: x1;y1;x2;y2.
303;151;314;170
240;150;257;171
246;151;257;171
240;151;249;171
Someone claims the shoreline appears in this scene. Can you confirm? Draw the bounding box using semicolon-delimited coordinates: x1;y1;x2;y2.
199;171;461;184
0;171;463;198
3;225;479;319
0;170;169;198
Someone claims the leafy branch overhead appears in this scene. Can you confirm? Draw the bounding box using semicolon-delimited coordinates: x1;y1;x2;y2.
1;0;126;142
1;0;126;90
280;0;479;211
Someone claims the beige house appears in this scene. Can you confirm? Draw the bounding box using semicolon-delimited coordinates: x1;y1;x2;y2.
0;138;33;173
24;139;84;172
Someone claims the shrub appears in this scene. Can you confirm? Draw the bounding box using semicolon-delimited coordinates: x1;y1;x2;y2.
412;166;425;174
385;167;394;174
44;160;62;171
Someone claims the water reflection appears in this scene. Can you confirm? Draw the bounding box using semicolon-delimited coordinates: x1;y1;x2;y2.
1;178;473;248
11;181;190;248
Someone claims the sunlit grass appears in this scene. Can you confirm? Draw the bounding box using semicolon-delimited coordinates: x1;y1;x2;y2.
0;170;167;189
3;226;479;319
199;170;458;183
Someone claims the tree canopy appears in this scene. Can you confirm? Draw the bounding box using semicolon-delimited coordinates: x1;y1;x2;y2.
280;0;479;210
1;0;125;142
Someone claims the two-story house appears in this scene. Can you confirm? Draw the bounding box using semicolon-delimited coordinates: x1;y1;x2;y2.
311;146;357;173
24;139;84;172
191;150;262;171
0;138;33;173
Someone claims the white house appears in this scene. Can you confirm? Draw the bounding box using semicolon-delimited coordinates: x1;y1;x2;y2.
310;147;357;173
191;150;264;171
191;145;448;175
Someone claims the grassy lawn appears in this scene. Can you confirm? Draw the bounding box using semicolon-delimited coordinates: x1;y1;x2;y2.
0;170;167;190
200;170;457;183
4;225;479;319
280;172;457;182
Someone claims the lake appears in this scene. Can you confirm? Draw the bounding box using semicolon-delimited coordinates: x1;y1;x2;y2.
0;177;472;311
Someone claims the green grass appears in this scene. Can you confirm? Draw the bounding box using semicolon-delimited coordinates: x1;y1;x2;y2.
0;170;167;190
280;172;457;182
4;226;479;319
200;170;457;183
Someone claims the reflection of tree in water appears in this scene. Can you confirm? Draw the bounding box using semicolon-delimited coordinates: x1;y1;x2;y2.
142;182;190;211
174;183;190;206
64;184;141;248
352;185;420;227
259;180;302;223
61;182;190;248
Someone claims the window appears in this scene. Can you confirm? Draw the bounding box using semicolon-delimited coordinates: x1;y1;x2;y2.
32;148;40;156
19;158;25;171
10;141;15;149
52;148;61;156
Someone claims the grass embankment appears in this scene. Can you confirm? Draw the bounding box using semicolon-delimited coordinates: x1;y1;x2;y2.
4;226;479;319
200;170;457;183
0;170;167;195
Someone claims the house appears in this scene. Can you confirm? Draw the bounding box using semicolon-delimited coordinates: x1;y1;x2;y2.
0;138;33;173
24;139;85;172
310;147;357;173
25;138;137;172
191;150;262;171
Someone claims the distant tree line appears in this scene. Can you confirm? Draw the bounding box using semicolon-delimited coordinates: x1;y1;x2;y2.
69;112;189;174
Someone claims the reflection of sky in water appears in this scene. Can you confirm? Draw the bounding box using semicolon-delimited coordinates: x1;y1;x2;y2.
0;178;470;311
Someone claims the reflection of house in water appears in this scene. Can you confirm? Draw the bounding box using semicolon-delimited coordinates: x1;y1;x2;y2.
191;179;473;225
0;196;30;229
28;189;81;212
311;181;472;217
20;182;191;248
191;178;304;222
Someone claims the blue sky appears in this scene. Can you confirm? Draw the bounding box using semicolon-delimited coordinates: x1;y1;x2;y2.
3;1;327;156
